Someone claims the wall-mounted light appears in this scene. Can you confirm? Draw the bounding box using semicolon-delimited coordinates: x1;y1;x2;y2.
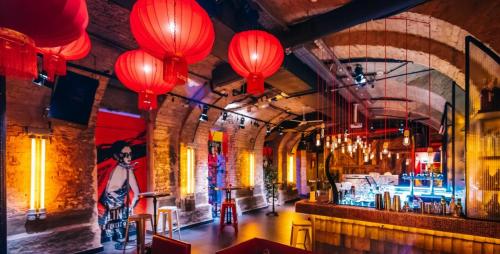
239;117;245;129
181;145;196;196
199;105;209;122
248;152;255;186
287;154;294;183
403;129;410;146
28;135;48;220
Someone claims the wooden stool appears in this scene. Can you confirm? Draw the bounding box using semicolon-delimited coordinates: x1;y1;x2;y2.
219;200;238;233
123;213;154;254
290;220;312;250
157;206;181;240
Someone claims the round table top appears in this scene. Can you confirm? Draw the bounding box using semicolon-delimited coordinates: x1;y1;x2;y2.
138;192;170;198
220;186;243;191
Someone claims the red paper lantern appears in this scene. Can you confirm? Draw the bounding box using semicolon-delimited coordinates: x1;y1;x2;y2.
115;50;175;110
130;0;215;85
0;28;37;79
39;33;91;82
0;0;89;47
228;30;284;95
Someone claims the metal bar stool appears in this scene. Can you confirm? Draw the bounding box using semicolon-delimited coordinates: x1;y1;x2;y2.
157;206;181;239
219;200;238;233
123;213;154;254
290;220;312;250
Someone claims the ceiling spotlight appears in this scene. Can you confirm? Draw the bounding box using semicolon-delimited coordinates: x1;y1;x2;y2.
279;127;283;136
199;105;209;122
239;117;245;129
354;64;367;87
266;125;271;135
32;71;49;87
222;111;228;121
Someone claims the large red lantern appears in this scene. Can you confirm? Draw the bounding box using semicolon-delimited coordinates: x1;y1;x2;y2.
115;50;175;110
130;0;215;85
228;30;284;95
0;28;37;79
0;0;89;47
39;33;91;82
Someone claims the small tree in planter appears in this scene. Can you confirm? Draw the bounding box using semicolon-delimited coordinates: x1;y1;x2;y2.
263;164;278;204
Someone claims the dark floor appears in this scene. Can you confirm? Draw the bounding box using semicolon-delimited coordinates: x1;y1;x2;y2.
101;201;308;254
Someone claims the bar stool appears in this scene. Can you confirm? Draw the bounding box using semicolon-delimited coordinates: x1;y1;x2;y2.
219;200;238;233
123;213;154;254
290;220;312;250
157;206;182;240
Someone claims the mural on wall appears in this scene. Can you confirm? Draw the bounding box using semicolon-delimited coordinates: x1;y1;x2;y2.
95;110;148;244
208;130;228;205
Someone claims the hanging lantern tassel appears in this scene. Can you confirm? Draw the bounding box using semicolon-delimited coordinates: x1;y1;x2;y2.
163;56;188;85
39;32;91;82
0;28;37;79
138;92;158;111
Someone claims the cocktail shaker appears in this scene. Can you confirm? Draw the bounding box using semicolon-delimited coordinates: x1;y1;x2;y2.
393;195;401;212
383;191;391;211
375;193;384;210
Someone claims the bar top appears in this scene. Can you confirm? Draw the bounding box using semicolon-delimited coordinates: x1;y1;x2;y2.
295;200;500;239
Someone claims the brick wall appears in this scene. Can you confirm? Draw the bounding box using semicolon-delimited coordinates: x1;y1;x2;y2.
5;72;107;253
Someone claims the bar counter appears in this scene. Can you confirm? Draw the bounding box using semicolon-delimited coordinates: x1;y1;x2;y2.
295;200;500;253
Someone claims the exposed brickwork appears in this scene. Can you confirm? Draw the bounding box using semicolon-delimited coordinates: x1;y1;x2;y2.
5;71;107;253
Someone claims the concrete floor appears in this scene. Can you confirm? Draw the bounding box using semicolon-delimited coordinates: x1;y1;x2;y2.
101;201;309;254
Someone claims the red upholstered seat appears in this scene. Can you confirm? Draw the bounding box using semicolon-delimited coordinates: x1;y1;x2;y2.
216;238;312;254
151;234;191;254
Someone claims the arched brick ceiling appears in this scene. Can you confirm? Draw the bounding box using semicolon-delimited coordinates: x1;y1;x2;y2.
410;0;500;53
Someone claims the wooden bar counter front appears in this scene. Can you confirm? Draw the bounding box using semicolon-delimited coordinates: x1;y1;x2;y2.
295;200;500;254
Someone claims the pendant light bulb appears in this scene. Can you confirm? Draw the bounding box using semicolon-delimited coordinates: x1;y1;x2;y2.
364;154;369;163
403;129;410;146
325;136;330;148
341;144;345;154
315;133;321;147
382;141;389;154
405;158;410;166
320;123;325;138
344;130;348;142
396;153;400;159
388;152;392;158
370;153;374;160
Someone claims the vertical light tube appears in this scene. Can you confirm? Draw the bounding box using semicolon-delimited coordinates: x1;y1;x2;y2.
249;153;254;186
190;148;195;194
30;138;36;210
39;139;46;208
288;155;294;183
186;148;192;194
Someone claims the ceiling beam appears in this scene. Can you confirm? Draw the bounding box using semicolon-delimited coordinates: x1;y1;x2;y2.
276;0;428;48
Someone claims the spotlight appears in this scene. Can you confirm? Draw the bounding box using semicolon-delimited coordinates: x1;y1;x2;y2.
279;127;283;136
32;71;49;87
199;105;209;122
266;125;271;135
222;111;228;121
354;64;367;87
239;117;245;129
